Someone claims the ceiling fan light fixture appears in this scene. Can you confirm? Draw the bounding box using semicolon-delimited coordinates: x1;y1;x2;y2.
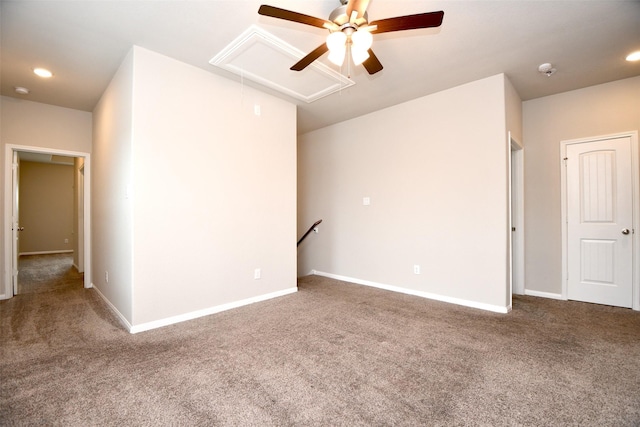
351;30;373;51
326;31;347;52
328;45;347;66
327;31;348;66
351;46;370;66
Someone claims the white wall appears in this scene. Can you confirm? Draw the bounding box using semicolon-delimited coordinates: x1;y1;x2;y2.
506;77;523;144
523;76;640;295
92;46;297;329
92;49;135;321
0;97;92;298
1;97;92;152
298;74;512;311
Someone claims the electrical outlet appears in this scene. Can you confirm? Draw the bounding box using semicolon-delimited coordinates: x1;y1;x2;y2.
413;265;421;275
64;238;69;244
254;268;261;280
105;271;109;283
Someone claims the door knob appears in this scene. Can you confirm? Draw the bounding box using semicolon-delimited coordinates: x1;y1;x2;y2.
622;228;630;235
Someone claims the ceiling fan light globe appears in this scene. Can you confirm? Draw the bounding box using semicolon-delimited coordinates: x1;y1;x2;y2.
351;46;370;66
351;30;373;51
326;31;347;52
328;46;347;66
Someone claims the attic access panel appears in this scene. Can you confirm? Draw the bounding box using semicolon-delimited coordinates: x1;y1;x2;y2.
210;25;353;103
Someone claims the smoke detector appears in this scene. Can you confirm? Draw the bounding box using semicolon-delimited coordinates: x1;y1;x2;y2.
538;63;557;77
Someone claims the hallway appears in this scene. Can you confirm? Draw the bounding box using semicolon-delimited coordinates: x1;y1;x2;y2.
17;253;83;294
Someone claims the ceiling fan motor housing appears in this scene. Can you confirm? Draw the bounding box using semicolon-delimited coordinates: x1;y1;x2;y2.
329;5;368;29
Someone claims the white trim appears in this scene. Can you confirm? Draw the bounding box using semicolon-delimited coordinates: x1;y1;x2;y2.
210;25;354;103
310;270;510;314
19;250;74;256
510;135;525;296
508;132;513;306
126;287;298;334
93;284;298;334
524;289;564;300
3;144;92;299
560;131;639;310
92;283;133;331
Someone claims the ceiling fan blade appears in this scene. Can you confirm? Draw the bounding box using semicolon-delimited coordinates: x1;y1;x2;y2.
362;49;383;75
258;5;331;29
346;0;370;21
291;44;330;71
370;11;444;34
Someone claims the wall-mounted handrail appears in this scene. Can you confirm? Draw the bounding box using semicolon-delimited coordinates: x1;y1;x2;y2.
297;219;322;247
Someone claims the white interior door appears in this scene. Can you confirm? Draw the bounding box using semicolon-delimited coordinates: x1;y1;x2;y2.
566;136;633;307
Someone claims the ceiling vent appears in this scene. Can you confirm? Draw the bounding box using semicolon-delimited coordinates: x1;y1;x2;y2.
210;25;353;103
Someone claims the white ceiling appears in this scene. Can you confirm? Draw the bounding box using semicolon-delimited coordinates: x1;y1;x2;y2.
2;1;639;134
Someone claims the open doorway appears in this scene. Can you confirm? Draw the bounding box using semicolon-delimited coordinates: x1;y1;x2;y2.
3;145;91;298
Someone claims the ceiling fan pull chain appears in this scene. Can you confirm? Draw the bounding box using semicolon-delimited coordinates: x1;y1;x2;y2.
239;66;245;106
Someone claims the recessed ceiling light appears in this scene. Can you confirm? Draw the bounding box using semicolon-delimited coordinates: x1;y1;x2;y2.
33;67;53;78
15;87;30;95
626;51;640;62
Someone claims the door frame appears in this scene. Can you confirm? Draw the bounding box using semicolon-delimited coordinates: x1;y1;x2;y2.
509;133;525;296
3;144;92;298
560;131;640;310
11;151;19;295
77;164;85;273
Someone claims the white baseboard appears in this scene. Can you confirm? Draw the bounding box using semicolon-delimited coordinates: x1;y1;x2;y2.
20;250;74;256
309;270;510;314
130;287;298;334
91;283;134;331
92;285;299;334
524;289;565;300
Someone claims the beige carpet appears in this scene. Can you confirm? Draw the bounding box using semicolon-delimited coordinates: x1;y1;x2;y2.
1;258;640;426
17;253;83;295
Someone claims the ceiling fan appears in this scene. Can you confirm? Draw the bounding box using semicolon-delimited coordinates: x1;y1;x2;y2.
258;0;444;75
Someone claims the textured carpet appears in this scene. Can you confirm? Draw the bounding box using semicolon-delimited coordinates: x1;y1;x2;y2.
1;265;640;426
17;253;82;295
